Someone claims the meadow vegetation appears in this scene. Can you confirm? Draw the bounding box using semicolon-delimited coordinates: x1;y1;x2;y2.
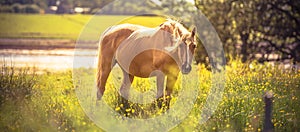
0;13;299;131
0;14;165;40
0;61;299;131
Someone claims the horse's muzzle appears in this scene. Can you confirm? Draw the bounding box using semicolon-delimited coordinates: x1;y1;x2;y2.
181;63;192;74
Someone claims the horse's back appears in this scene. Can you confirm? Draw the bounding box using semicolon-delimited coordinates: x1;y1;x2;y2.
117;27;174;54
100;24;145;48
98;23;146;64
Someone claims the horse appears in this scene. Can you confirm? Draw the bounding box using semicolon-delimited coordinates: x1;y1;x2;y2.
96;19;197;108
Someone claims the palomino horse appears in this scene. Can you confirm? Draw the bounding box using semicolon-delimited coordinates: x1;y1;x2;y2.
97;19;197;108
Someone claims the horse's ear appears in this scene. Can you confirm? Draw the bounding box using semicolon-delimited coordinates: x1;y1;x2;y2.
191;26;196;37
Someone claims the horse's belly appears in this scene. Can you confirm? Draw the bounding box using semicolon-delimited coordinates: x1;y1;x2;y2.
116;45;169;78
128;57;157;78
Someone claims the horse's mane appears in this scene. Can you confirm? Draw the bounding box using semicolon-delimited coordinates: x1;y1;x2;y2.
122;19;191;45
159;19;190;37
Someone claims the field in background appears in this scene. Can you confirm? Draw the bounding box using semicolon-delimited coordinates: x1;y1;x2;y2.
0;14;166;70
0;14;165;40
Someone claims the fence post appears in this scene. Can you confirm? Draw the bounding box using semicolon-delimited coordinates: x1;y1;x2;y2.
263;91;274;132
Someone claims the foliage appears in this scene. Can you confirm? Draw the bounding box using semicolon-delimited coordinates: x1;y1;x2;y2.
23;4;40;13
1;61;299;131
0;64;36;106
0;66;100;131
0;3;41;13
198;60;300;131
0;0;113;13
0;5;13;13
194;0;300;64
0;64;37;131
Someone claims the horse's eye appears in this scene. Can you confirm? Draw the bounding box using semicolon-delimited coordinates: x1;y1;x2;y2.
190;44;197;49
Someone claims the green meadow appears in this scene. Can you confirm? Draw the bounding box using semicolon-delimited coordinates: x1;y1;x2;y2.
0;14;165;40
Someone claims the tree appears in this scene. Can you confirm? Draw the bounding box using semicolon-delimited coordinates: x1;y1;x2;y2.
194;0;300;64
56;0;72;14
255;0;300;63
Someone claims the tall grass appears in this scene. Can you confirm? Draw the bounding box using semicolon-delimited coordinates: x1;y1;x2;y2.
0;61;299;131
196;61;300;131
0;64;99;131
0;63;36;131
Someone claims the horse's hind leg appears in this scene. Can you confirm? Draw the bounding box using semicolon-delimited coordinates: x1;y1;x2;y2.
156;71;165;99
118;71;134;109
96;55;115;100
155;72;165;108
120;71;134;99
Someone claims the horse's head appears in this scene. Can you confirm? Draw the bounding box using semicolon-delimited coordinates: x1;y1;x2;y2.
175;27;197;74
161;20;197;74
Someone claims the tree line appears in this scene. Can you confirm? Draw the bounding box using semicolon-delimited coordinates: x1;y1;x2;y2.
193;0;300;65
0;0;113;13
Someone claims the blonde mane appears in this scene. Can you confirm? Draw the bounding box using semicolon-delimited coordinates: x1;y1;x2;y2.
159;19;190;39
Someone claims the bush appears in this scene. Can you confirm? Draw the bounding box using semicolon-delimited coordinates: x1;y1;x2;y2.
10;4;40;13
0;5;13;13
12;3;24;13
24;4;40;14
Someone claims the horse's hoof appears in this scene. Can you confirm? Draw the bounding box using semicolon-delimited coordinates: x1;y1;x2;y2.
156;98;164;109
119;96;130;108
97;90;102;100
165;96;171;110
156;96;171;110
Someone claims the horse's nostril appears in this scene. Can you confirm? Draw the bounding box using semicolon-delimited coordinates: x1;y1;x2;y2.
186;64;191;71
181;63;192;74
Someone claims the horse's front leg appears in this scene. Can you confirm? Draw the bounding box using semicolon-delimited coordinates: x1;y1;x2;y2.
165;74;178;109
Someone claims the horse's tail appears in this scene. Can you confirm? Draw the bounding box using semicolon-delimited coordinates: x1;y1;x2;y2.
96;26;116;99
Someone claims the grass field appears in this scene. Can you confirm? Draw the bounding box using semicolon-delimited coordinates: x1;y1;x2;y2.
1;61;299;131
1;13;299;131
0;14;165;40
